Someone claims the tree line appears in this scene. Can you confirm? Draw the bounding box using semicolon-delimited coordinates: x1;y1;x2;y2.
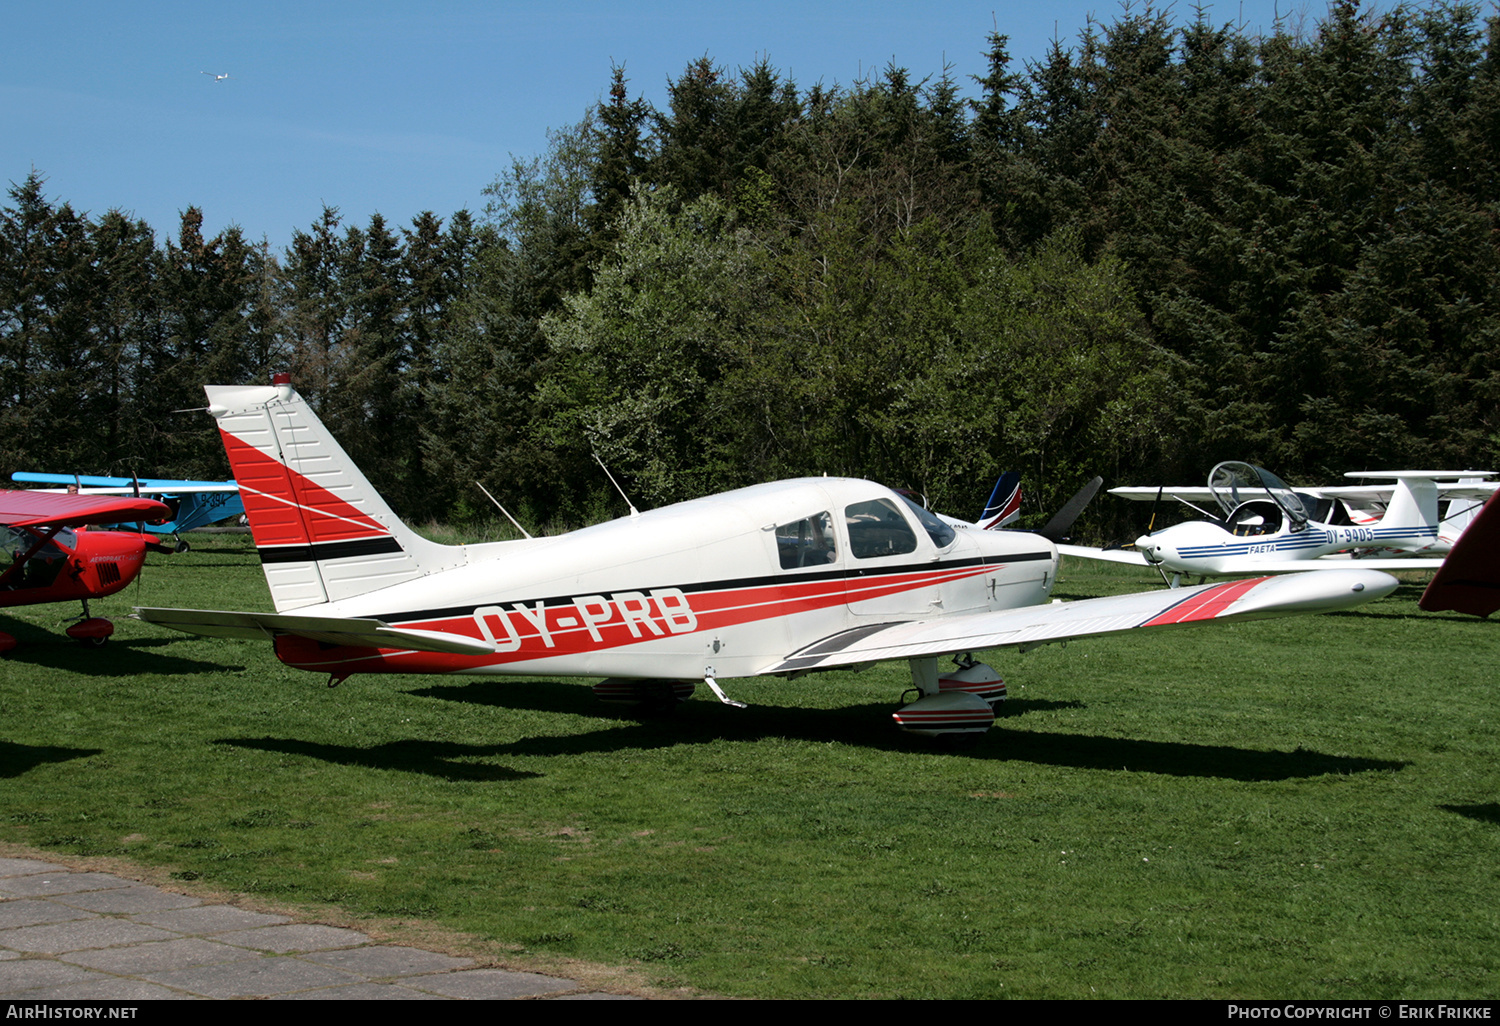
4;1;1497;539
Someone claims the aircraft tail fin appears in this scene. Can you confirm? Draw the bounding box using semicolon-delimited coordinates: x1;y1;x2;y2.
205;376;461;612
1375;474;1440;546
977;471;1022;530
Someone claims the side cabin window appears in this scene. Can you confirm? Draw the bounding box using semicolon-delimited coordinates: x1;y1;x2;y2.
776;512;837;569
845;498;919;559
1;526;75;590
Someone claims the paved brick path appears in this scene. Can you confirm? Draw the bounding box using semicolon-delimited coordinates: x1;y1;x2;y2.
0;857;638;1000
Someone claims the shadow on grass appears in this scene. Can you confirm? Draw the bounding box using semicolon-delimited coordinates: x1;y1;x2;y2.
0;741;103;778
408;679;1078;719
0;638;236;677
1319;608;1494;624
227;680;1405;782
1439;802;1500;825
213;737;544;782
989;727;1407;780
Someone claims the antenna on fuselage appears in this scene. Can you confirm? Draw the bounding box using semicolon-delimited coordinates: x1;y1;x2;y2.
474;481;533;539
593;454;640;518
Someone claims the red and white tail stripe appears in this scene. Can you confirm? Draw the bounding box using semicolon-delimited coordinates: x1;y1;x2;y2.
206;379;457;611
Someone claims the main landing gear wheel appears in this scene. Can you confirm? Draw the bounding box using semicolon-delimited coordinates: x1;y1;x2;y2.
893;655;1007;741
66;607;115;647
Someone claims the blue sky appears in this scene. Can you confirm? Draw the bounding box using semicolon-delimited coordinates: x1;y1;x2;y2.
5;0;1318;253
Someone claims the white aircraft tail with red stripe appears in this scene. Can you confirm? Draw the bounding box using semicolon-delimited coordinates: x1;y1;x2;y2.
206;376;462;612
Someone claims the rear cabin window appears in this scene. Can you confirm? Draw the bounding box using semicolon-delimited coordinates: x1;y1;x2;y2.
844;498;919;559
775;512;837;569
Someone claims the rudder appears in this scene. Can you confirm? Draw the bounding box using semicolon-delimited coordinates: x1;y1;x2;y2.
206;376;460;611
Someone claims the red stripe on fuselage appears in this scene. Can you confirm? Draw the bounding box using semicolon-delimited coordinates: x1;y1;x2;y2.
272;562;1000;675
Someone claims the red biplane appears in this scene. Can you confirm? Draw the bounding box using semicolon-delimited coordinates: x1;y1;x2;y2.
0;490;171;651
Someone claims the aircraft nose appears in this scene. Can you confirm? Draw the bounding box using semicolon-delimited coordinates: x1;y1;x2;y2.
1136;536;1162;563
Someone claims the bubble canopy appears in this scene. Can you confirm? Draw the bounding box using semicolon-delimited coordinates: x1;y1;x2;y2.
1207;461;1310;531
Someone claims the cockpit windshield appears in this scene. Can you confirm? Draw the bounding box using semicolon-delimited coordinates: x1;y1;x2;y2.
1207;461;1310;529
891;491;957;549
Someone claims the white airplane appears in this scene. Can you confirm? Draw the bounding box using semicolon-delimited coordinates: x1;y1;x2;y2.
1062;462;1496;585
136;380;1398;740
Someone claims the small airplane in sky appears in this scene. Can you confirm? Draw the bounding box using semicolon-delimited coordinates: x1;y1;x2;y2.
11;473;243;552
201;71;230;82
1;490;172;652
137;379;1398;740
1062;462;1496;586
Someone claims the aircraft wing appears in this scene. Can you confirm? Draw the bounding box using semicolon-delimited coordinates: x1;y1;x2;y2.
1112;484;1399;503
11;472;240;494
0;490;171;528
1114;480;1497;506
139;572;1396;676
766;570;1397;674
1182;555;1446;574
1313;484;1498;505
1060;544;1441;575
11;473;245;534
1057;544;1152;566
133;606;499;656
1109;486;1215;503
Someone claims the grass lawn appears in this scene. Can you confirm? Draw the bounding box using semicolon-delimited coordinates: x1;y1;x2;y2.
2;535;1496;998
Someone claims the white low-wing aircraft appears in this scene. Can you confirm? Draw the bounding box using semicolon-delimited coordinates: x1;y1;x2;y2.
136;380;1398;740
1062;462;1496;586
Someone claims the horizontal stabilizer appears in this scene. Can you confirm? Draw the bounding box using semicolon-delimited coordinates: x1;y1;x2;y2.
135;606;497;656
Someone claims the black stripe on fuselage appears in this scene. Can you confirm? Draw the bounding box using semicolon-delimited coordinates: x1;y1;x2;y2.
258;537;405;564
773;622;932;673
360;550;1056;626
